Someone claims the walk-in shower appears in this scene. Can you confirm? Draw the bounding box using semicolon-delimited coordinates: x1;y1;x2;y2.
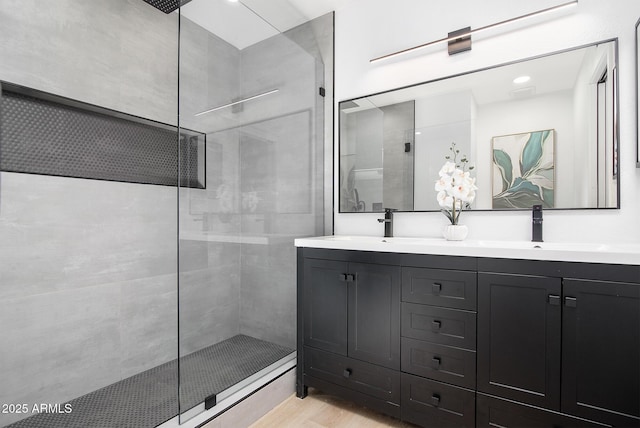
0;1;332;427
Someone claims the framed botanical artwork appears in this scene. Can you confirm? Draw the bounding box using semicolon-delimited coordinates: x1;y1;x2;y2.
492;129;555;209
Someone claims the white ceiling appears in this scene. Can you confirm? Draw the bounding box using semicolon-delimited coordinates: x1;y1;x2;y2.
180;0;349;50
341;46;589;110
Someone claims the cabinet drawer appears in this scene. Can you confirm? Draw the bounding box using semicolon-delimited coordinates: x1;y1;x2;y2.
401;338;476;389
304;346;400;404
402;267;476;310
402;303;476;350
401;373;475;428
476;393;605;428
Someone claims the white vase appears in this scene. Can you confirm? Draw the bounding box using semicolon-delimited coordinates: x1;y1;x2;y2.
443;224;468;241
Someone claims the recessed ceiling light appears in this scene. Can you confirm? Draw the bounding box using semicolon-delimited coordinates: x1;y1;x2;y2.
513;75;531;84
415;131;422;135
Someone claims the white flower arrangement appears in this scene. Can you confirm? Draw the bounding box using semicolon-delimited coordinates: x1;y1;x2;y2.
434;143;477;225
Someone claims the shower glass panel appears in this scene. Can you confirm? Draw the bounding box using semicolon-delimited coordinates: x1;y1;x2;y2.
177;1;329;423
0;1;180;427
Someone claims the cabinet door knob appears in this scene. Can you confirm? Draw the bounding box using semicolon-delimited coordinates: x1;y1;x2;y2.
565;296;577;307
432;282;442;294
343;368;352;378
431;320;442;330
431;394;441;406
432;356;441;369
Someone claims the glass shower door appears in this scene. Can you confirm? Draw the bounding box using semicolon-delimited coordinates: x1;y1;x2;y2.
177;1;330;423
0;2;180;427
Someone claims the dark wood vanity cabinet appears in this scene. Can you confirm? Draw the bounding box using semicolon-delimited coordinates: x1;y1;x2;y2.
477;260;640;428
302;257;401;369
297;249;476;423
297;248;640;428
298;250;402;416
400;266;477;428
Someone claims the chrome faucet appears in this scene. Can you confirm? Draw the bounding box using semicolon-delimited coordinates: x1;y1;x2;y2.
377;208;396;238
532;205;543;242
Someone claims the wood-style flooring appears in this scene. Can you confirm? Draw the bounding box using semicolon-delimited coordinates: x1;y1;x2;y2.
249;388;416;428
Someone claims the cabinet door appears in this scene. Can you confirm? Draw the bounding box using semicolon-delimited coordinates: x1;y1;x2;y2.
304;346;401;404
402;373;476;428
477;393;604;428
348;262;401;369
478;273;561;410
303;258;348;355
562;279;640;427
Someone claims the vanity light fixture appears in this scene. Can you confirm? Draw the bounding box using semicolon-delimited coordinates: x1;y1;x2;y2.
194;89;279;116
513;75;531;84
370;0;578;62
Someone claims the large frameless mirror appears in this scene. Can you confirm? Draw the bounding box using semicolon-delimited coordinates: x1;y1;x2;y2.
339;39;620;212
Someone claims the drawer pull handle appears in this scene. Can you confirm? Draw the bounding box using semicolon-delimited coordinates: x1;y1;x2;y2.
432;282;442;294
343;369;352;378
432;320;442;331
339;273;347;281
548;294;560;306
432;356;441;369
346;274;356;282
565;296;577;307
431;394;441;406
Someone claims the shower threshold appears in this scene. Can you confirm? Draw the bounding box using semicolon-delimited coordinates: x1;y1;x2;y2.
5;335;293;428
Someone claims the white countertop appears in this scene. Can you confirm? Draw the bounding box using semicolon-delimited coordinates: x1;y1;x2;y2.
294;236;640;266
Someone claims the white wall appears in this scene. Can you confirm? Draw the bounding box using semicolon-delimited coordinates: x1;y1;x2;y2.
334;0;640;243
414;91;473;211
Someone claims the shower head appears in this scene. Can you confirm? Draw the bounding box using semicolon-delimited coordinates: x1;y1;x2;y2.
142;0;193;14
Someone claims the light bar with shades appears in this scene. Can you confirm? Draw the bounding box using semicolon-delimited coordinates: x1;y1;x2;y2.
370;1;578;63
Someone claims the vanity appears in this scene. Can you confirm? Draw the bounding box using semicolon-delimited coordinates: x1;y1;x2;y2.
295;236;640;428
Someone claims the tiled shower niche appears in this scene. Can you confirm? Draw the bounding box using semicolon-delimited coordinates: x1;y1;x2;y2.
0;82;205;188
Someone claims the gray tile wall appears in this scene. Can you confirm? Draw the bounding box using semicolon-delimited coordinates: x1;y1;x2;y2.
0;3;331;426
0;0;179;125
0;175;178;426
0;1;182;425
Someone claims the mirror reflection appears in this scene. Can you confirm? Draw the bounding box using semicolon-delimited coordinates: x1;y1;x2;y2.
339;39;619;212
